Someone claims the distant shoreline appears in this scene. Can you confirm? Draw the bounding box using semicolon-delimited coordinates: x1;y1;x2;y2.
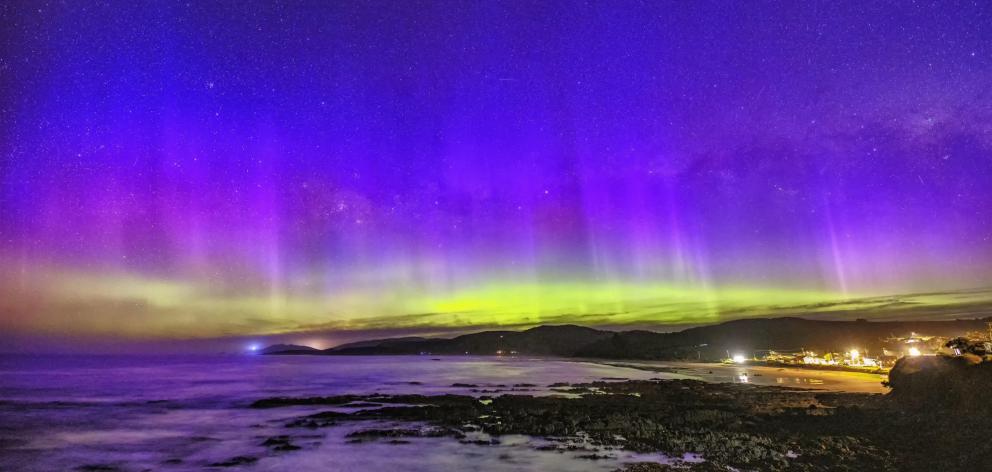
261;317;987;371
585;359;889;394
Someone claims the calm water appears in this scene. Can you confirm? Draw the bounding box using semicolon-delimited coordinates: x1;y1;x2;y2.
0;354;687;471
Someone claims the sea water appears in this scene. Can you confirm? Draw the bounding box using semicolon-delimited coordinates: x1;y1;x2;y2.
0;354;688;471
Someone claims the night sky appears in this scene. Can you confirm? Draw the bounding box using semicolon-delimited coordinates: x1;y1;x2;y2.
2;1;991;346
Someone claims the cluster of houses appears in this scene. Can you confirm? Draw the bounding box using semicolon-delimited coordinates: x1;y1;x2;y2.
735;331;992;370
751;348;888;369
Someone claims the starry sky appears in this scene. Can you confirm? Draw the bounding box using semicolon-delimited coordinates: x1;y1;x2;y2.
2;1;992;348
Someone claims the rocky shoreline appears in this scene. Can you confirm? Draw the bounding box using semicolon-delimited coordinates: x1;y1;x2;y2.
245;365;990;471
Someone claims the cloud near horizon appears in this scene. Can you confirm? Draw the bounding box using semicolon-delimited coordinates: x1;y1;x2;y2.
3;264;990;351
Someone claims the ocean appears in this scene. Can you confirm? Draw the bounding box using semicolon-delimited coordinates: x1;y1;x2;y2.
0;354;686;471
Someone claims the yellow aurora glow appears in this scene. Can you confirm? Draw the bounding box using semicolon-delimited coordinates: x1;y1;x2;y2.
2;266;990;340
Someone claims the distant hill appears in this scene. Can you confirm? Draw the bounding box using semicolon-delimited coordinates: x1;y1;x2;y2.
263;317;992;361
260;344;320;355
329;336;429;351
319;325;610;357
575;317;992;360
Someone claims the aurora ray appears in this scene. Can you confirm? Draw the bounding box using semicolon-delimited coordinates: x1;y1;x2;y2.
1;1;991;349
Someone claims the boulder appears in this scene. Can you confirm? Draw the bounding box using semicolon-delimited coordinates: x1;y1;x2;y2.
887;355;992;412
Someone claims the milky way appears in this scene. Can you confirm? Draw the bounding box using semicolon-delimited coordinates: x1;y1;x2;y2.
2;2;991;342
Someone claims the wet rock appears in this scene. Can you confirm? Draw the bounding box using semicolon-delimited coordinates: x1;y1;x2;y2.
577;453;613;460
261;435;301;451
347;428;423;439
346;426;460;442
251;395;365;408
459;438;500;446
209;456;258;467
611;463;673;472
75;465;120;472
342;402;383;408
554;386;596;394
285;410;350;428
266;378;990;471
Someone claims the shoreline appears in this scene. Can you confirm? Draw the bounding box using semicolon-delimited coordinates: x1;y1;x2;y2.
587;360;889;394
5;354;985;471
260;353;892;393
244;374;972;471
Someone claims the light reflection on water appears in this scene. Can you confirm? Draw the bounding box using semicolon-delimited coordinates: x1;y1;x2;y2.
0;354;679;471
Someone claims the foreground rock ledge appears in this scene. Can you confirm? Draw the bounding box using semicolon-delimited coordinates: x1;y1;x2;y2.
252;367;992;471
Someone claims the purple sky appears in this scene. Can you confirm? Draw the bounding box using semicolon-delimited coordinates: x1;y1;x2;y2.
1;1;991;350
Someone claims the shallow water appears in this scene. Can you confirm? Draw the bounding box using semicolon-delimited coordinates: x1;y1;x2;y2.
0;354;690;471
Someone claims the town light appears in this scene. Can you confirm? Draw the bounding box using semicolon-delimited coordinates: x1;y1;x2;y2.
849;349;860;360
732;354;747;363
907;347;922;357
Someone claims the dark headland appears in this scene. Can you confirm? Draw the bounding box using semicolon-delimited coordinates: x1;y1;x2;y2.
259;344;319;355
262;316;992;361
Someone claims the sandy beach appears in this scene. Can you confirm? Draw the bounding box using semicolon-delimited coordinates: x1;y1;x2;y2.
599;361;889;394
